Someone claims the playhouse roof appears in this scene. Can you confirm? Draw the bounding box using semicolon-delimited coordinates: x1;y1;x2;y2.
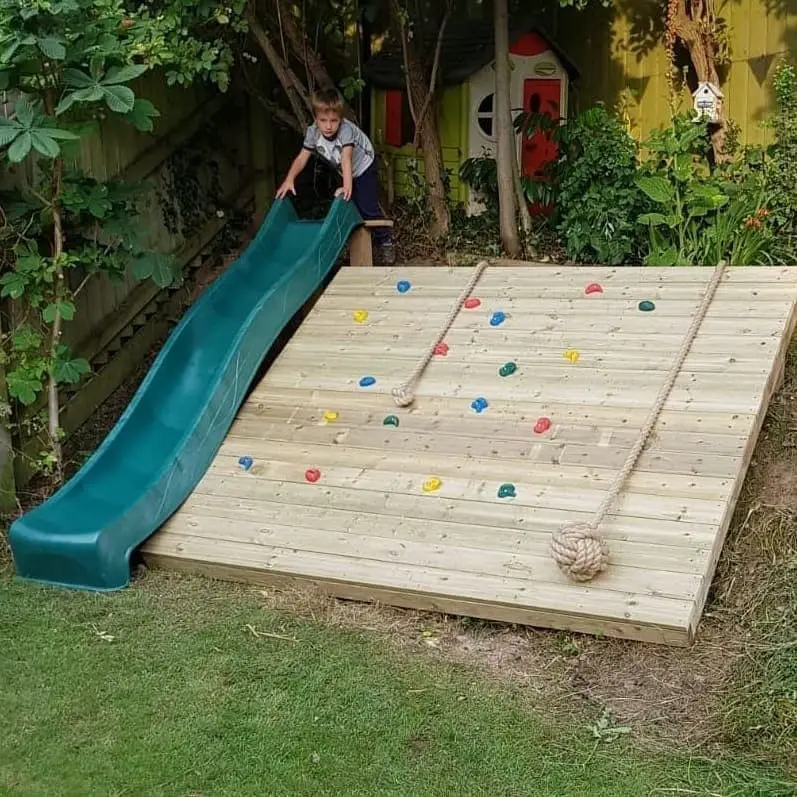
363;20;579;90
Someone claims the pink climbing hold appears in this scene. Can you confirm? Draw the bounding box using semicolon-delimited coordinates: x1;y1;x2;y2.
585;283;603;295
304;468;321;483
433;342;449;356
463;297;481;309
533;417;552;434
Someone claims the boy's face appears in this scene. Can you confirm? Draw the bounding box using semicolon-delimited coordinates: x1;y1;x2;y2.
316;109;342;138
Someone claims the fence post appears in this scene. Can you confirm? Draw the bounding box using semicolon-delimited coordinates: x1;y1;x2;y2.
0;314;17;515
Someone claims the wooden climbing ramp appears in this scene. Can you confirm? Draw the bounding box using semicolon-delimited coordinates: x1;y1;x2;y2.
142;265;797;646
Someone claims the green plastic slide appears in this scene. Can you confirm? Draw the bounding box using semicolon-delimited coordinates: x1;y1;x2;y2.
9;197;362;591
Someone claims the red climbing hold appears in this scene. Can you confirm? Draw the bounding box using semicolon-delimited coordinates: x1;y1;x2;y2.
433;342;449;356
533;417;552;434
585;283;603;295
463;297;481;309
304;468;321;483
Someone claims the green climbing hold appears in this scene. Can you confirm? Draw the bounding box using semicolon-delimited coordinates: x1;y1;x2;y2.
383;415;400;427
638;300;656;312
497;483;516;498
499;361;517;377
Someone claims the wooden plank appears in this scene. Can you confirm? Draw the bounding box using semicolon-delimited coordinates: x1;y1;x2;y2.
144;265;797;646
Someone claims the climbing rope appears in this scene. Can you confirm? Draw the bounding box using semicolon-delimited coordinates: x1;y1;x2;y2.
392;260;489;408
550;263;728;582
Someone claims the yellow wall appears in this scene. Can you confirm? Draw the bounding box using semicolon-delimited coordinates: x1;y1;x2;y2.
371;83;470;204
552;0;796;145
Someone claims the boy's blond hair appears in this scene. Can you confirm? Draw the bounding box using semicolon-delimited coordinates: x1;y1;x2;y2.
311;88;345;117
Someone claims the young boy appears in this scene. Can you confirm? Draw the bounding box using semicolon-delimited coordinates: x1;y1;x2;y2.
276;88;394;264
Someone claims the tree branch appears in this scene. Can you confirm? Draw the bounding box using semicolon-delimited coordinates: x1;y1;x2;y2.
247;8;311;130
276;0;359;122
411;0;452;148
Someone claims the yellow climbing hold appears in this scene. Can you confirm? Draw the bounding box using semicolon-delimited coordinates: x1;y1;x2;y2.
352;309;369;324
322;410;338;423
422;476;442;493
563;348;580;364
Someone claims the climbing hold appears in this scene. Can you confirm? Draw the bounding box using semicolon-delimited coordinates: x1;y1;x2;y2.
638;300;656;312
352;309;369;324
471;397;489;414
563;349;580;364
498;483;516;499
396;280;411;293
359;376;376;387
533;417;552;434
499;361;517;377
304;468;321;483
585;283;603;295
383;415;400;427
238;455;253;471
489;311;506;327
422;476;442;493
322;410;338;423
433;342;449;356
463;297;481;309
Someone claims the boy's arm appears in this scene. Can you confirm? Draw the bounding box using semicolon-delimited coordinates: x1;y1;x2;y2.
337;145;354;201
276;148;311;197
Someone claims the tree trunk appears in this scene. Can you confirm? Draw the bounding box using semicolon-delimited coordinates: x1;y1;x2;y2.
275;0;359;123
390;0;450;239
667;0;726;157
494;0;520;256
247;9;312;130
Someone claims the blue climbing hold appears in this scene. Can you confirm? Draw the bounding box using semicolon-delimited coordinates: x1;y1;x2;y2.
238;455;253;471
359;376;376;387
396;280;411;293
489;311;506;327
497;483;516;499
471;397;489;414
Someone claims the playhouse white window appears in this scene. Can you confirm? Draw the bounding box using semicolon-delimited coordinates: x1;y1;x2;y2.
476;93;494;138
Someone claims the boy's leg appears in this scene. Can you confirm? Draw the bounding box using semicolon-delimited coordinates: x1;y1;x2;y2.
352;161;391;248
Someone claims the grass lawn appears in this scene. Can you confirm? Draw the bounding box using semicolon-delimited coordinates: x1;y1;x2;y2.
1;571;794;797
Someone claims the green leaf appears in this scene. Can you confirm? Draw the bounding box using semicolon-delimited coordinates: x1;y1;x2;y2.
103;64;148;85
102;84;135;113
7;371;42;405
63;68;94;88
53;356;90;384
14;96;35;127
7;131;32;162
0;271;26;299
647;247;679;266
40;126;79;141
637;212;669;227
125;98;160;132
673;153;692;182
42;300;76;323
37;37;66;60
635;175;673;204
30;130;60;158
0;121;23;147
1;39;20;64
133;252;175;287
11;325;42;351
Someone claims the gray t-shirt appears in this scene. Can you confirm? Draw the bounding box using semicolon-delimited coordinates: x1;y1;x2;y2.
302;119;375;178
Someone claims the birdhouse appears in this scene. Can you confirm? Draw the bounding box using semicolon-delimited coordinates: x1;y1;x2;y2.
692;82;723;123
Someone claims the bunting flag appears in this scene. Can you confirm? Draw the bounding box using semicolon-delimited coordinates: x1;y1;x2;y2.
749;53;776;86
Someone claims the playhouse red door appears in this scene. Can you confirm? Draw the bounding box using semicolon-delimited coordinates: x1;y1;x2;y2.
522;78;560;213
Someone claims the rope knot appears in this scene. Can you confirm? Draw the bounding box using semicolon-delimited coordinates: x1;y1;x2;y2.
392;385;414;408
550;523;609;582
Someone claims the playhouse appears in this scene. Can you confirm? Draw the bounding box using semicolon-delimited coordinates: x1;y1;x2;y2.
363;22;579;213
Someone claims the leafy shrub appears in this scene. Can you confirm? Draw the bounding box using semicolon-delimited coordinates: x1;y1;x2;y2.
551;105;646;265
636;115;779;265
